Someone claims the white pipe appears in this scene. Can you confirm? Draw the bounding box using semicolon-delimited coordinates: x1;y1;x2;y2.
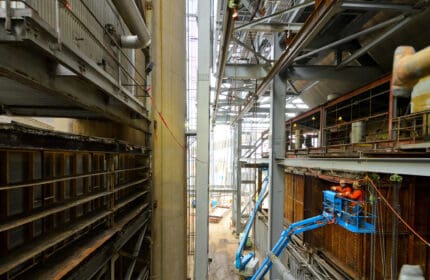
111;0;151;48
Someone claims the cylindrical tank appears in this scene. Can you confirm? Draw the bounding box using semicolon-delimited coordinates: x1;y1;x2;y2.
350;121;365;144
411;75;430;139
411;76;430;113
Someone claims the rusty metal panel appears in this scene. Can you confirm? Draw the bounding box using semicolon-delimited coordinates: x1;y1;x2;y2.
284;174;305;223
284;174;293;223
0;129;152;278
294;175;304;222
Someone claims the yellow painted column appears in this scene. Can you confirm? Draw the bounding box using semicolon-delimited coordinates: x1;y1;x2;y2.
151;0;187;279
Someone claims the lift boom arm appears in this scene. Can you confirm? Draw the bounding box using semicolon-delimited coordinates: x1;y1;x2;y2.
250;213;333;280
235;175;269;270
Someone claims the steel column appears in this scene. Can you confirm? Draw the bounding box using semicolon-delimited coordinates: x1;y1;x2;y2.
269;33;286;280
212;6;234;126
194;0;211;277
235;120;243;234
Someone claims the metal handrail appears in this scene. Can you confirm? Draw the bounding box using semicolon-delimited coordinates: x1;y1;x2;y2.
2;0;147;100
393;110;430;143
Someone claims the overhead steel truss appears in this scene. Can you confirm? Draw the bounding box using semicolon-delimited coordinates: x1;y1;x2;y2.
212;0;427;127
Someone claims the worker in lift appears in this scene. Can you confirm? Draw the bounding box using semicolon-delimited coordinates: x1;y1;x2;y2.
330;179;351;196
343;181;364;226
344;181;363;203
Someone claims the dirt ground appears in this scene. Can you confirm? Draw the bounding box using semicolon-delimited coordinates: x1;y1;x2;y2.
208;209;240;280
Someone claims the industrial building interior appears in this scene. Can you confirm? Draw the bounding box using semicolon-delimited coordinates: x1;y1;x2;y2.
0;0;430;280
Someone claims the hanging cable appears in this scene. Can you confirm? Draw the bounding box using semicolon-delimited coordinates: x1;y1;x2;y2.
365;176;430;247
377;198;387;279
147;87;208;164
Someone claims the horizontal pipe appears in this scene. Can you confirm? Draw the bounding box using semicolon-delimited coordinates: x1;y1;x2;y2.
111;0;151;48
393;46;430;93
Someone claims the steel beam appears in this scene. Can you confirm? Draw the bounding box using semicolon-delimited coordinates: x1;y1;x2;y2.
225;64;271;79
338;16;413;67
280;65;382;81
231;0;341;125
293;15;405;62
235;1;315;31
0;14;148;120
241;0;256;15
219;86;256;92
282;158;430;177
269;33;286;280
195;0;211;277
234;120;243;234
0;46;149;132
215;114;270;123
341;1;416;12
235;22;303;32
232;37;272;63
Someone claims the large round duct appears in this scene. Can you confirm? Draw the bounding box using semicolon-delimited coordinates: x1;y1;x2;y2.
411;76;430;113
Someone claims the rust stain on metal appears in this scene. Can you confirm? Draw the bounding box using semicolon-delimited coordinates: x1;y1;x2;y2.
52;231;116;280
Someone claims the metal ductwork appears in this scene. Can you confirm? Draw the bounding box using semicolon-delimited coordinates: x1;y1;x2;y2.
392;46;430;97
111;0;151;48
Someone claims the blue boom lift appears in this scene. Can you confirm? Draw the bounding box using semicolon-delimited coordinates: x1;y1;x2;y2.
236;185;376;279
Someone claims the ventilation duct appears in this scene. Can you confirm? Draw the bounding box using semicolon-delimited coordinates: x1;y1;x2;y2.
111;0;151;48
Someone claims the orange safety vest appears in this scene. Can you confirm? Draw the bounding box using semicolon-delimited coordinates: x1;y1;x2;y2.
331;186;351;194
346;189;363;202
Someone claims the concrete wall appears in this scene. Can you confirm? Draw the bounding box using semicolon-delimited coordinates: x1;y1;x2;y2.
151;0;187;279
